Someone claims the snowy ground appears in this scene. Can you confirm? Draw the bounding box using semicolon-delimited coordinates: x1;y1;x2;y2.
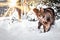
0;17;60;40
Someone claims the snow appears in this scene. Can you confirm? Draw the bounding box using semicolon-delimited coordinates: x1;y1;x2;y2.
0;17;60;40
0;4;60;40
37;4;48;10
27;9;38;20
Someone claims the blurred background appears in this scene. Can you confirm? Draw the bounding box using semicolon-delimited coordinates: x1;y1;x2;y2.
0;0;60;19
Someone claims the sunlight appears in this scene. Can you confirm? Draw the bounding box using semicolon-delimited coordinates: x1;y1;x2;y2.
8;0;18;7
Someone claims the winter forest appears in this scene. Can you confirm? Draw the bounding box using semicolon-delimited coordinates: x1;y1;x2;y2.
0;0;60;40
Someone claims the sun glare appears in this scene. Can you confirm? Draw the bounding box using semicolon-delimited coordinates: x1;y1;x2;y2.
8;0;18;7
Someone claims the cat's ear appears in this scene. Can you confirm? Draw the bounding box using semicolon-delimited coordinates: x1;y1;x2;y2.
33;8;39;13
40;8;44;13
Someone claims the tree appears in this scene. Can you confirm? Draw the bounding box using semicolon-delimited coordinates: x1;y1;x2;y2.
49;0;60;3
